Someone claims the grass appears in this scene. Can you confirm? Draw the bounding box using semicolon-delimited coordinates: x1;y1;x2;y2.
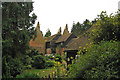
23;66;66;78
23;67;56;78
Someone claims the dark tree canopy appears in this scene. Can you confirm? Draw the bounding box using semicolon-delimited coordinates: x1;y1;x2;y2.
2;2;37;78
71;19;92;37
89;11;120;43
44;28;51;37
2;2;37;57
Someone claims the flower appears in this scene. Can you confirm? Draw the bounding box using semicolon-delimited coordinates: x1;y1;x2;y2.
70;57;73;59
79;46;82;48
55;58;59;60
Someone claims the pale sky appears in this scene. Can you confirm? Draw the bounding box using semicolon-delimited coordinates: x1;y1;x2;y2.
32;0;120;36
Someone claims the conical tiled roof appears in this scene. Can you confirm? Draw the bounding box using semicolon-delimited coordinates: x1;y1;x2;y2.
57;27;62;34
63;24;69;35
29;21;45;54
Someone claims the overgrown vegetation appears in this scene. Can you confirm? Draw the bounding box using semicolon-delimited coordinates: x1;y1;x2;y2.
68;41;120;79
68;11;120;79
16;72;39;78
2;1;120;79
89;11;120;43
2;2;37;78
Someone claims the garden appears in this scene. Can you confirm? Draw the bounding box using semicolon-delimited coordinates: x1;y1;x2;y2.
2;2;120;80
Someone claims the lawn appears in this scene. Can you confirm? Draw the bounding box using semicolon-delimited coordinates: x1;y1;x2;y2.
23;66;66;78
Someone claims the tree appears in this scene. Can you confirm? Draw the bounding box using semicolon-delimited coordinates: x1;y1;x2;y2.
68;41;120;79
71;22;83;36
71;19;92;37
89;11;120;43
44;28;51;37
2;2;37;57
2;2;37;77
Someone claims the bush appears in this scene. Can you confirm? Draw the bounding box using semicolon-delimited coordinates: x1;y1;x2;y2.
55;55;62;63
68;41;120;79
16;72;39;78
2;55;24;78
89;11;120;43
24;65;32;69
21;55;34;66
32;55;46;69
45;54;54;60
45;60;55;67
28;48;39;58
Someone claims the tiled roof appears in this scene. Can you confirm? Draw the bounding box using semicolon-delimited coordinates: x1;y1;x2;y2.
56;33;72;43
64;34;91;51
29;22;45;54
64;24;98;51
45;33;61;42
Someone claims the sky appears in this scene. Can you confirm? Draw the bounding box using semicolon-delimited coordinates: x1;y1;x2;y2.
32;0;120;36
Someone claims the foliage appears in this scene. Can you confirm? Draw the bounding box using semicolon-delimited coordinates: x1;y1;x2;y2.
16;72;39;78
2;2;37;78
2;55;24;78
45;60;55;67
68;41;120;79
83;41;120;79
55;55;62;63
89;11;120;43
54;62;61;78
71;19;92;36
45;54;54;60
28;48;39;58
2;2;37;57
24;65;32;69
63;52;67;61
21;55;34;66
32;55;46;69
44;28;51;37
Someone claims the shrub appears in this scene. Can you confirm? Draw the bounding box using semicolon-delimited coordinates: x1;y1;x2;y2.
45;54;54;60
45;60;55;68
32;55;46;69
16;72;39;78
89;11;120;43
68;41;120;79
24;65;32;69
2;55;24;78
55;55;62;63
21;55;34;66
84;41;120;79
28;48;39;58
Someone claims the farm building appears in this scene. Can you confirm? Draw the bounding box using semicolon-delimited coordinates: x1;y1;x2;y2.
29;22;92;61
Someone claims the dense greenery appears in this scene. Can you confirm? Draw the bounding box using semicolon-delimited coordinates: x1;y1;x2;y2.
68;11;120;79
2;2;37;57
68;41;120;79
16;72;39;78
55;55;62;63
2;2;37;78
44;28;51;37
89;11;120;43
45;60;55;67
2;1;120;79
2;55;24;78
32;55;46;69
